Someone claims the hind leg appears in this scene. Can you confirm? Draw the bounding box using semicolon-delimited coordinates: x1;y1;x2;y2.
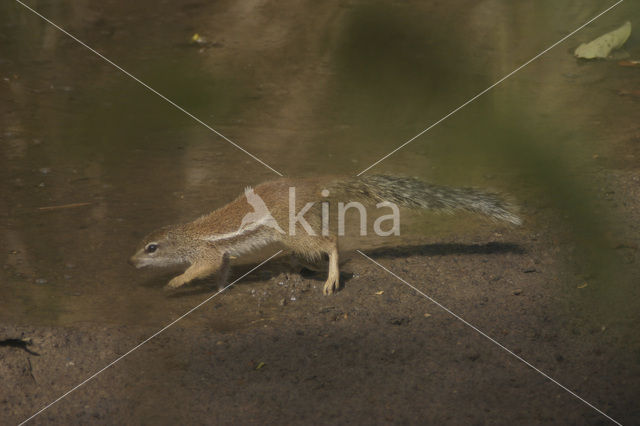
281;234;340;295
322;237;340;295
288;253;328;273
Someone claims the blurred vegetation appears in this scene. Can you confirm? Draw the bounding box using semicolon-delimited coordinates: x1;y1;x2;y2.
321;1;636;318
1;0;637;324
326;2;481;141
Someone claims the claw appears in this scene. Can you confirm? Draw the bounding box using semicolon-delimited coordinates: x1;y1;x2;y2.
322;277;340;295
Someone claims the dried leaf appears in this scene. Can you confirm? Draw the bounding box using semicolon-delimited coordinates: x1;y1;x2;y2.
575;21;631;59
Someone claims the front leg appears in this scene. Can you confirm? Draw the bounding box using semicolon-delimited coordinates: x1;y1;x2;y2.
215;253;231;289
165;253;230;290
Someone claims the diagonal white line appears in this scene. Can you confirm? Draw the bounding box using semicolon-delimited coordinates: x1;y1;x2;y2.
356;0;624;176
19;250;283;426
357;250;622;425
14;0;283;177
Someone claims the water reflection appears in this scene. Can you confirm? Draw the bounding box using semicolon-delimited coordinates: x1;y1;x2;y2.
1;0;637;326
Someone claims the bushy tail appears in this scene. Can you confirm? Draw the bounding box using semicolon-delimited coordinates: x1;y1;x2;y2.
335;175;521;225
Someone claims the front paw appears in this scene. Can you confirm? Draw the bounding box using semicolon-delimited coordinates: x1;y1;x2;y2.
165;276;185;290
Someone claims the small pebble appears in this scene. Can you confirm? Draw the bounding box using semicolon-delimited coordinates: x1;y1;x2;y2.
290;296;297;302
512;289;522;295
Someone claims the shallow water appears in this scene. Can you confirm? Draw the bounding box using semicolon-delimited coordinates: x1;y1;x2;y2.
1;0;637;327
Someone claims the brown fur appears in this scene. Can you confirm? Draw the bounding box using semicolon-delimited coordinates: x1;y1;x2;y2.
130;175;520;295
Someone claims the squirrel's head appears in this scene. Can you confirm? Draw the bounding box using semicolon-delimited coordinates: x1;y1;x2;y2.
129;226;189;268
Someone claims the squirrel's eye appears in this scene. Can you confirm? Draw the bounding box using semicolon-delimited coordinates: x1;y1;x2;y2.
145;244;158;253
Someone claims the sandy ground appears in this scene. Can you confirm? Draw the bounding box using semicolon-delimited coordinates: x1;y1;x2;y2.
3;205;640;424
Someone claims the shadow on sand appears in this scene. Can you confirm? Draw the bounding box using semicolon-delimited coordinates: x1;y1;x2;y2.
152;241;524;298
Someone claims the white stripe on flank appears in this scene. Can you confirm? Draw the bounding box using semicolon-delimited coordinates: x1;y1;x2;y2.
202;215;272;242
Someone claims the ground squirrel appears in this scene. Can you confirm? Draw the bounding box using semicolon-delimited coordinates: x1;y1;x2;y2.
130;175;521;295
